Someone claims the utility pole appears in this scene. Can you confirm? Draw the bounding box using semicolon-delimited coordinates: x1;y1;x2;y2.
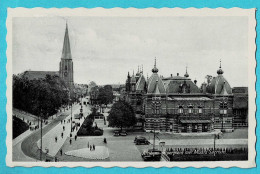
40;112;43;161
213;134;216;156
70;91;73;133
153;126;155;151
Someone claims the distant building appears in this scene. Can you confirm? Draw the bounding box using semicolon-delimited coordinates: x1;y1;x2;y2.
19;23;74;91
125;59;248;133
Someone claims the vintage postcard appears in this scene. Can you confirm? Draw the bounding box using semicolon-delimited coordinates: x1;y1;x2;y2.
6;8;256;168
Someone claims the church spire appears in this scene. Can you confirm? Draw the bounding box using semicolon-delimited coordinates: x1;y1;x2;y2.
61;22;72;59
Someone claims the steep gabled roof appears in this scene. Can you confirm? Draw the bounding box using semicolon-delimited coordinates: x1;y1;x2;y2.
136;73;146;91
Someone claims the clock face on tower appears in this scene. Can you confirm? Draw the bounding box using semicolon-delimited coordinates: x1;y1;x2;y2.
64;72;68;77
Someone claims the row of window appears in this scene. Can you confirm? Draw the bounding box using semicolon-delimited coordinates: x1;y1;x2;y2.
151;108;228;115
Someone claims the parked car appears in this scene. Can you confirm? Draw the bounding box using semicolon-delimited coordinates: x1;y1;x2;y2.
113;130;128;136
134;136;150;145
120;130;127;136
113;130;120;136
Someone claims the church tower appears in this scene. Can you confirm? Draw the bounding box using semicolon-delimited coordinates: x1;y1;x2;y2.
59;23;74;89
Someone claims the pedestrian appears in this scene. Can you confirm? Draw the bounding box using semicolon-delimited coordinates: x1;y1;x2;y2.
87;142;89;148
103;138;107;144
60;149;63;156
70;138;72;145
63;126;65;131
55;136;57;143
93;144;95;151
75;135;77;141
55;157;57;162
90;145;92;151
61;132;63;138
64;120;65;124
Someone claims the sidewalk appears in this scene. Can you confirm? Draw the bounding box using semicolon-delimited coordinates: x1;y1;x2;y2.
37;102;90;157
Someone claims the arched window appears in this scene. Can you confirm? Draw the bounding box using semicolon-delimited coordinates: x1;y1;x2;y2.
198;106;203;114
188;106;193;114
178;106;183;114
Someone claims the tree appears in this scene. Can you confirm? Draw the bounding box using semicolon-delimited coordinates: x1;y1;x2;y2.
98;85;114;106
88;81;97;93
107;101;136;130
13;74;69;119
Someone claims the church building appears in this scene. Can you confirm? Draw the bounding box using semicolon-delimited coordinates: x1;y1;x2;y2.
19;23;74;91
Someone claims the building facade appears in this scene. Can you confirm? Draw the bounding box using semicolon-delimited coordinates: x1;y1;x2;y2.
125;60;248;133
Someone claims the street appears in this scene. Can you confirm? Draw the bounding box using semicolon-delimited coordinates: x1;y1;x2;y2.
13;97;248;162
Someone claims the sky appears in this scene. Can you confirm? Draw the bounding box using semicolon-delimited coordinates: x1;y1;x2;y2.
12;16;248;87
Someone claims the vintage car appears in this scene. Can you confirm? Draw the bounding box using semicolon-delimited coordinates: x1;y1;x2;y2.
141;149;162;161
113;130;128;136
134;136;150;145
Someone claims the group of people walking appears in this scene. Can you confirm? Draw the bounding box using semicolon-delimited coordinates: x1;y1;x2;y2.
87;142;96;151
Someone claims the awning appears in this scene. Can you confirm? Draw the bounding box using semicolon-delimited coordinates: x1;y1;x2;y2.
180;120;212;124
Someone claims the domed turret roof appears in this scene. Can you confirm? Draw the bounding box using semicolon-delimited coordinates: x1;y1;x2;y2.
207;61;232;95
147;59;166;95
147;73;166;94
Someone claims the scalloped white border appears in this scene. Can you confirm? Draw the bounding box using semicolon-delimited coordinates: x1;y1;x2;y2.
6;7;256;168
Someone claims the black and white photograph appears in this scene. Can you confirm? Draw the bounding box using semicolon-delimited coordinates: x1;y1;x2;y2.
6;8;256;168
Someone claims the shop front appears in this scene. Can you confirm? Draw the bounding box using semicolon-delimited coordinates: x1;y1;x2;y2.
179;120;212;133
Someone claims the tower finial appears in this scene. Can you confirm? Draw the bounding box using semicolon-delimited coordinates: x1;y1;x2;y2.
184;65;189;77
217;59;224;75
152;57;159;73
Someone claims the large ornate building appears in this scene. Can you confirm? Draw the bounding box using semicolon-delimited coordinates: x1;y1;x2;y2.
19;23;74;91
125;59;248;133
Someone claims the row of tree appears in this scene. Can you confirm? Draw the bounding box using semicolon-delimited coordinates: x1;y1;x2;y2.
88;81;114;106
13;74;69;118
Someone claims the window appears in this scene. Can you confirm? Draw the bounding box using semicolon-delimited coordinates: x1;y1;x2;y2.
178;106;183;114
198;108;203;114
65;65;67;70
188;106;193;114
